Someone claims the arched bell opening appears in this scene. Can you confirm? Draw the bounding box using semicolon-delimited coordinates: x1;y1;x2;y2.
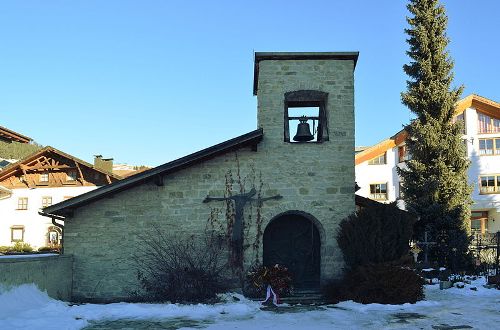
263;211;321;290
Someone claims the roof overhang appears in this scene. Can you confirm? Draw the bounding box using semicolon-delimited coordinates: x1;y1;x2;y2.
42;128;264;217
455;94;500;118
355;94;500;166
355;130;407;165
253;52;359;95
0;146;121;182
0;126;32;143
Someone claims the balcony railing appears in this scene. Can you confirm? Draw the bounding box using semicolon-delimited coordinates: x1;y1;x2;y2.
470;232;497;248
479;186;499;194
369;193;387;201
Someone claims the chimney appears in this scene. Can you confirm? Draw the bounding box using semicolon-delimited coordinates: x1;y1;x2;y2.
94;155;113;173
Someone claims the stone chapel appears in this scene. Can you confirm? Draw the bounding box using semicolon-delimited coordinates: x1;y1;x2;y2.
42;52;359;302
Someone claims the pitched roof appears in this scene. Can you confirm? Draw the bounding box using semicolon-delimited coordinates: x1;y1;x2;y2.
0;126;32;143
455;94;500;118
0;146;121;182
42;128;264;217
355;94;500;166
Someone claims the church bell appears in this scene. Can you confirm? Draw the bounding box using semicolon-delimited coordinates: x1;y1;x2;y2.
293;117;314;142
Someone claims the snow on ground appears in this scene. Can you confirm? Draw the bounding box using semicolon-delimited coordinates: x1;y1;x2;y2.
0;278;499;330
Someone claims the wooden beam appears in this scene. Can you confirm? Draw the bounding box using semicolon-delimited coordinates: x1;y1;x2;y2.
49;171;60;186
8;176;16;188
20;168;32;188
23;165;73;171
74;161;86;185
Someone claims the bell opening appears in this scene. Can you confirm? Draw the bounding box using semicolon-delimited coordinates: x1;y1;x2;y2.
288;107;319;143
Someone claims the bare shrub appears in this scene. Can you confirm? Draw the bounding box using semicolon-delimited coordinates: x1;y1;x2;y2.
133;228;229;303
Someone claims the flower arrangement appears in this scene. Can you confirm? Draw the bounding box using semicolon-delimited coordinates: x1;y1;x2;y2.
246;264;293;297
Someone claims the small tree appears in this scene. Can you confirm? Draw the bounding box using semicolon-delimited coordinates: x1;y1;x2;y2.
332;203;422;304
399;0;472;269
337;202;415;270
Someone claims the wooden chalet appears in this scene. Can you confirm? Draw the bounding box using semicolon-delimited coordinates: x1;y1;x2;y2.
0;147;121;248
0;147;121;190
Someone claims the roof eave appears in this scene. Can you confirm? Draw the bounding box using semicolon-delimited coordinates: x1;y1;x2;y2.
0;146;122;182
42;128;264;217
0;126;32;143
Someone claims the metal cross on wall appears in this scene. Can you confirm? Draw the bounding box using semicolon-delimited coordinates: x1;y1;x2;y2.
203;187;282;265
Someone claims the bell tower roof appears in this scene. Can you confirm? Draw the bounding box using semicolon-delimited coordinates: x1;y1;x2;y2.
253;52;359;95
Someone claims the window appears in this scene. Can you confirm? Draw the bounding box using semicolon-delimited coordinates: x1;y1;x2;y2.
470;219;481;231
39;173;49;185
398;145;411;163
470;211;488;234
478;138;500;155
284;90;329;143
368;153;386;165
471;211;488;218
17;197;28;210
66;170;77;182
42;196;52;208
11;226;24;242
369;183;388;200
479;175;500;194
478;113;500;134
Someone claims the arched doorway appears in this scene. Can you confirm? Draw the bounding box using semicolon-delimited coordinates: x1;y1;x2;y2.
263;212;321;289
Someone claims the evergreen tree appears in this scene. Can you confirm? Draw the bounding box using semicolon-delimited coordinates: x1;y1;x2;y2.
0;140;42;160
399;0;472;269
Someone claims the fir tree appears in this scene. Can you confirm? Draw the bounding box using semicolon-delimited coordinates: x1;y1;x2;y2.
399;0;472;269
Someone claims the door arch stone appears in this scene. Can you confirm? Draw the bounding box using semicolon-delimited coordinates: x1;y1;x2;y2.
263;211;321;289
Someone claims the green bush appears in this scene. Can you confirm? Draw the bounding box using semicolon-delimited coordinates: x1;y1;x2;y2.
337;264;425;304
12;242;33;252
337;202;416;270
328;203;423;304
0;246;13;253
38;246;60;253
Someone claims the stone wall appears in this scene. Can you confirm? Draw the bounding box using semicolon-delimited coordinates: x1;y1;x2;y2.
0;254;73;301
63;56;356;302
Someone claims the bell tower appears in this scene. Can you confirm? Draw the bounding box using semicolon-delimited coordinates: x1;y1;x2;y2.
253;52;358;147
252;52;359;282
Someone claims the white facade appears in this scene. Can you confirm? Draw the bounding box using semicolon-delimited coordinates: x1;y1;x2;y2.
0;186;97;248
0;146;120;250
355;95;500;235
355;151;400;203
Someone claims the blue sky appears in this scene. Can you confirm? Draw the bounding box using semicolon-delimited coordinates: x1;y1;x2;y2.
1;0;499;166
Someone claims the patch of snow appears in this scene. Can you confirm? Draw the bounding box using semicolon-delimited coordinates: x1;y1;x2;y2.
0;278;499;330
